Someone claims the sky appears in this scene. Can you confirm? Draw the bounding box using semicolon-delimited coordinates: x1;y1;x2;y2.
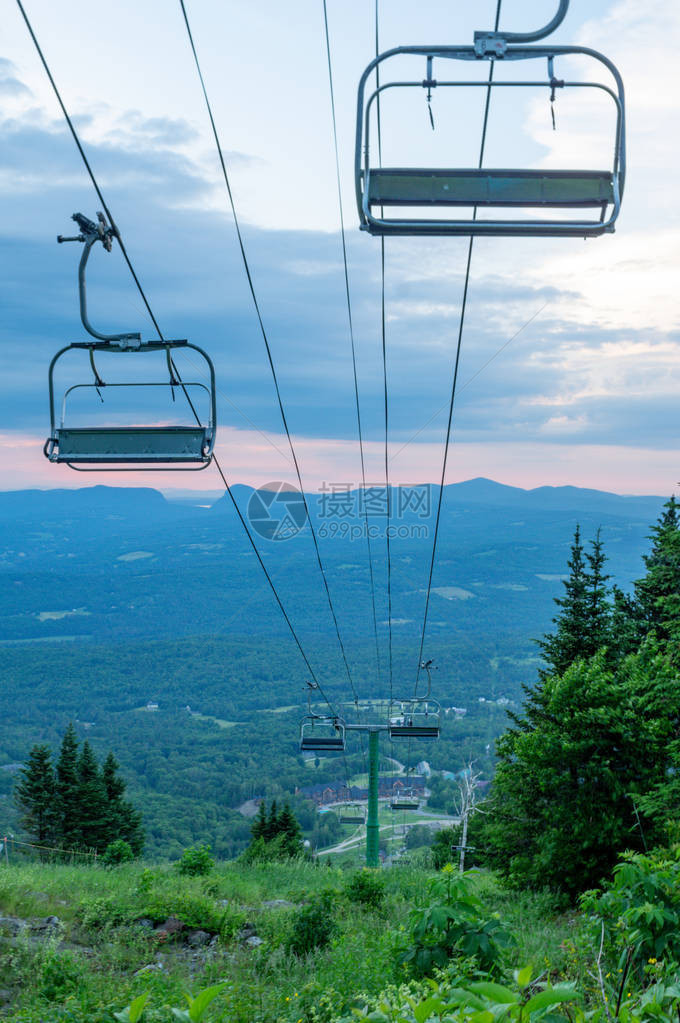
0;0;678;495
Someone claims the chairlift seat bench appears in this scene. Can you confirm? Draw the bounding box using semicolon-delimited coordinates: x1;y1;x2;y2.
299;735;346;751
366;168;614;208
388;722;440;740
49;426;212;463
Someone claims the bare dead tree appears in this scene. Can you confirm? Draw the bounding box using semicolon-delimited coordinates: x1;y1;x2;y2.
453;761;485;872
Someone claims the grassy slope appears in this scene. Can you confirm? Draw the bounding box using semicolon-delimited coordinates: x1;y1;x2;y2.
0;859;577;1023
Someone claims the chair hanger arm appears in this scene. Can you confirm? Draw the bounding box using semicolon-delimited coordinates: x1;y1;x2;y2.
475;0;569;56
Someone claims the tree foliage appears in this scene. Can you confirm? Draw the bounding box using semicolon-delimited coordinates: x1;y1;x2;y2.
14;724;144;856
484;500;680;898
244;799;304;861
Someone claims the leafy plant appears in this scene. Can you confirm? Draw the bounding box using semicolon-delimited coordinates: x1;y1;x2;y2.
171;982;227;1022
342;967;579;1022
114;991;150;1023
345;869;386;909
287;889;337;956
103;839;134;867
399;867;511;978
174;844;214;877
581;847;680;973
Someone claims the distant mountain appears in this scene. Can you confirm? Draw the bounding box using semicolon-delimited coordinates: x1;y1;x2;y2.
0;478;667;653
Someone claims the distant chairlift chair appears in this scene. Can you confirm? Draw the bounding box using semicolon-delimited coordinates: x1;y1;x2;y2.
391;789;421;812
339;804;366;826
355;0;625;238
299;715;346;753
388;699;441;741
44;213;216;470
388;660;441;741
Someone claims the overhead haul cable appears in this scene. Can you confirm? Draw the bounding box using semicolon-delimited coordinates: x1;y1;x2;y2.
413;0;504;695
321;0;382;694
15;0;340;719
178;0;362;714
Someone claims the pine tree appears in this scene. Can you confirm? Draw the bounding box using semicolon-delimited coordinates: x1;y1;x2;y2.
251;800;268;841
634;496;680;648
585;528;611;654
265;799;279;841
483;647;677;897
277;802;303;856
101;752;144;855
14;745;56;845
537;525;590;678
74;740;108;852
54;723;80;848
610;585;640;660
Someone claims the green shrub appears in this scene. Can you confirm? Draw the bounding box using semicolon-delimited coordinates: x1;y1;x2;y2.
345;869;386;909
287;890;337;956
102;839;134;867
174;844;214;877
399;866;511;978
581;847;680;973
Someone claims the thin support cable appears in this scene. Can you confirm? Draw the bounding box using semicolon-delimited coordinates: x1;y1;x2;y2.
17;0;338;719
179;0;360;713
15;0;164;343
374;0;393;711
321;0;381;698
414;0;503;693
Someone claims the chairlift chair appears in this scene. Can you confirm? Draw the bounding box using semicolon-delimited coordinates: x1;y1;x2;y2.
390;790;420;812
44;213;217;470
299;715;346;753
388;699;441;741
355;1;625;238
339;804;366;826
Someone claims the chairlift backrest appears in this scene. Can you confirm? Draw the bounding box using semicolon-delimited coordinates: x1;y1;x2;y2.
388;699;441;741
355;32;625;237
45;341;217;470
299;714;346;753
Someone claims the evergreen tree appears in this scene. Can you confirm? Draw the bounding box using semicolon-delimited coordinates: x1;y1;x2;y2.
634;496;680;648
265;799;279;841
54;723;80;848
537;526;590;678
610;585;640;660
585;528;612;655
14;745;56;845
101;752;144;855
482;647;678;897
251;800;268;841
74;740;108;852
277;801;303;856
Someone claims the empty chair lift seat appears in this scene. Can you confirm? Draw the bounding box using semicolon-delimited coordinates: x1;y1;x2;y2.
366;168;614;209
299;716;346;752
51;426;212;464
388;700;441;741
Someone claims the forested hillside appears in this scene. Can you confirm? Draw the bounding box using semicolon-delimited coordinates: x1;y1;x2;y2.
0;480;666;856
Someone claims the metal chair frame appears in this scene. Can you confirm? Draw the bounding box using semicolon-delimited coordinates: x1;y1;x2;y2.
45;341;217;470
388;698;441;741
355;46;625;237
299;714;346;753
45;211;217;470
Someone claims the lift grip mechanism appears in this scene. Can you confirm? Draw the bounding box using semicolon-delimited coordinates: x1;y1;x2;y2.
474;0;569;57
57;212;141;347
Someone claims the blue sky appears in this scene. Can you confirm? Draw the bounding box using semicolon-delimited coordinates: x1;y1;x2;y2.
1;0;678;493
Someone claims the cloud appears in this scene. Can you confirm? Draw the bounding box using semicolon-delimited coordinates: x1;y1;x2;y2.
0;30;678;494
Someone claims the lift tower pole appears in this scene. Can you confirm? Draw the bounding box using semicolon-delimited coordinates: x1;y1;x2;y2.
366;728;380;868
